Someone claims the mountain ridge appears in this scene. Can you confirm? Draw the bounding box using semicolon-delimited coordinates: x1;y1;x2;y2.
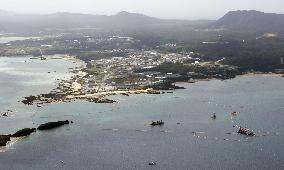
212;10;284;34
1;10;284;35
0;10;199;33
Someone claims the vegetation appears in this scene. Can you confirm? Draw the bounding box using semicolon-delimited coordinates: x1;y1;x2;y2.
1;10;284;72
144;62;238;75
158;38;284;72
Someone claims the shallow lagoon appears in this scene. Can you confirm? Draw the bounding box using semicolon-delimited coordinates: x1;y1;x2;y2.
0;57;283;170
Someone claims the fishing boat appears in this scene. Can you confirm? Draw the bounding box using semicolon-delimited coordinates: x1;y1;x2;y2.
238;127;255;136
150;120;164;126
211;113;216;119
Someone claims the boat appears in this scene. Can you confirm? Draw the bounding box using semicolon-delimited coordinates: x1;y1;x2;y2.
150;120;164;126
230;111;239;116
211;113;216;119
238;127;255;136
188;78;196;83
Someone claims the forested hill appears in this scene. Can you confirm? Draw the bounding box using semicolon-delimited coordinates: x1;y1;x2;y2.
211;10;284;34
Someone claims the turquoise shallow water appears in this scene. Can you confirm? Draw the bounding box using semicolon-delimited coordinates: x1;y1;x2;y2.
0;57;284;170
0;56;78;131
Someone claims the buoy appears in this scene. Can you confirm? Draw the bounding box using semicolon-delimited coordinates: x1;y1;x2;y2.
149;162;156;165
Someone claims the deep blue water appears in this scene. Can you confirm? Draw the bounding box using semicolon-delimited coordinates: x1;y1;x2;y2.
0;57;283;170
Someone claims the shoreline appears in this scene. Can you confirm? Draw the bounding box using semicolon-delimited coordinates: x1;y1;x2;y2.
237;72;283;77
20;55;172;106
20;55;284;106
175;72;283;84
22;72;283;107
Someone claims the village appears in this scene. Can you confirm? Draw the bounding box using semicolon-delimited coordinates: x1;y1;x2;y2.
80;50;201;93
79;50;239;94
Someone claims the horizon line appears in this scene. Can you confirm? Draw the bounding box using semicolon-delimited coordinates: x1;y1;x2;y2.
1;9;283;21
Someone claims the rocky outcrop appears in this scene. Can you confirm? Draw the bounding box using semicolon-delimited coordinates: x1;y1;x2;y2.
150;81;185;90
121;93;130;96
11;128;36;137
0;120;72;147
147;90;161;94
96;98;116;103
22;95;38;105
1;110;13;117
0;128;36;147
37;120;70;130
86;98;116;103
22;93;70;106
150;120;164;126
0;135;11;146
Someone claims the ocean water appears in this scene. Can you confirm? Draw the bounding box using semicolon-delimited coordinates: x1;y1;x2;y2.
0;57;283;170
0;37;36;44
0;56;78;132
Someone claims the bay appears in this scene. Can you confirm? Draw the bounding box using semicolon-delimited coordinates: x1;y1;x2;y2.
0;57;283;170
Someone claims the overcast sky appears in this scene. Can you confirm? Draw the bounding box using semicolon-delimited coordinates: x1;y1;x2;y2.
0;0;283;19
